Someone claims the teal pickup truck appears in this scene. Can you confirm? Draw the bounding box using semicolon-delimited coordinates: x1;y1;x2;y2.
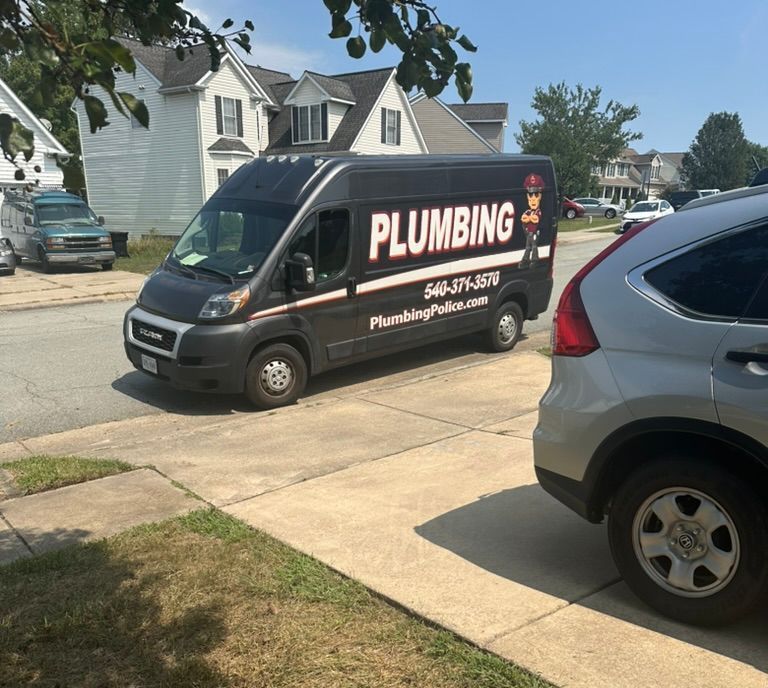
0;190;116;272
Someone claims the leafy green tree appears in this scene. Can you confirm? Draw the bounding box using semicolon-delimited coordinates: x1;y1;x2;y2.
682;112;749;191
516;83;641;197
0;0;474;178
745;140;768;184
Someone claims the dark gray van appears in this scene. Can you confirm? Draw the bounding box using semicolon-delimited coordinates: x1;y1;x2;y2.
124;154;557;408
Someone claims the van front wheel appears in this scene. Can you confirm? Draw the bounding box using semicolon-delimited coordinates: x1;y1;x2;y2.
245;343;307;410
486;301;523;352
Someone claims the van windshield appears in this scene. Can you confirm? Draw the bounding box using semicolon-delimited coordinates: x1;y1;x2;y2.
37;203;97;225
170;198;296;279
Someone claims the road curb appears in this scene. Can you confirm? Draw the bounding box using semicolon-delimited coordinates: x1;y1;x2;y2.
0;292;135;313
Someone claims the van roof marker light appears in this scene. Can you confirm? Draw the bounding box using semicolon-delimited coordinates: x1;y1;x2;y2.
266;155;275;163
278;155;287;163
314;158;325;167
290;156;300;164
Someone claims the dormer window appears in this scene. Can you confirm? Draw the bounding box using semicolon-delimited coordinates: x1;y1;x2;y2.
215;96;243;138
292;104;328;144
651;162;661;180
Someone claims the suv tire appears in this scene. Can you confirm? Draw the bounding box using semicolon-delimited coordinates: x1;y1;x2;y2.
486;301;523;352
244;343;307;410
608;457;768;626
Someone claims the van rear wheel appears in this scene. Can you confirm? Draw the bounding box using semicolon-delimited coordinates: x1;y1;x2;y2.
245;343;307;410
486;301;523;352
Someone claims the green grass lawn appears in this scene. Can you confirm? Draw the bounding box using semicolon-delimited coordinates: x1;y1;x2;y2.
559;217;619;232
115;234;176;275
3;455;134;495
0;509;552;688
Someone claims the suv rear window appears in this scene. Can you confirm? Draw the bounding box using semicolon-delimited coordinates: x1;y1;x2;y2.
645;225;768;319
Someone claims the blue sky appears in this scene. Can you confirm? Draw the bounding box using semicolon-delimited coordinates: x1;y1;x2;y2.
188;0;768;153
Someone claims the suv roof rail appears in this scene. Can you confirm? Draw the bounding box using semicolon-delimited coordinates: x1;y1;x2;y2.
680;184;768;212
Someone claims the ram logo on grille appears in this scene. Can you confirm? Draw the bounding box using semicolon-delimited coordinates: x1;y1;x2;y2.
139;327;164;342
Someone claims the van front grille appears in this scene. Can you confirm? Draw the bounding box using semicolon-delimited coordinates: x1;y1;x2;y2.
131;320;177;352
63;236;103;250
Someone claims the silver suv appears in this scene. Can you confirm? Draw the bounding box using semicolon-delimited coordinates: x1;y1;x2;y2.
534;185;768;625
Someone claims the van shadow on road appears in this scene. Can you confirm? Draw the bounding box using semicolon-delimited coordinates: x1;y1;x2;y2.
415;485;768;673
112;331;512;416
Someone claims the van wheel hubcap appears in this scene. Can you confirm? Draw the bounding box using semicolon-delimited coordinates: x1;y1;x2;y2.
632;488;739;597
260;359;294;395
498;313;517;344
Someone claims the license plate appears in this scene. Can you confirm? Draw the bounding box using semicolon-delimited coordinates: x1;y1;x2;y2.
78;256;95;264
141;354;158;375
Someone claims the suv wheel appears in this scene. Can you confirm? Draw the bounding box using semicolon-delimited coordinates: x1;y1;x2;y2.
244;343;307;410
608;457;768;625
486;301;523;352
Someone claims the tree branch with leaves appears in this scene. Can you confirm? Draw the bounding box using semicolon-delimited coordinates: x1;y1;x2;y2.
0;0;474;182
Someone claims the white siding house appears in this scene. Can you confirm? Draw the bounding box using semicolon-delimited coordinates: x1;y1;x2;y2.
75;43;434;237
75;40;276;236
350;72;425;155
0;77;69;191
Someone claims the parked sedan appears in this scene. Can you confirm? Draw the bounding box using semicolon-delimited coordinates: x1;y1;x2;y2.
562;198;585;220
0;237;16;275
619;199;674;233
572;197;622;219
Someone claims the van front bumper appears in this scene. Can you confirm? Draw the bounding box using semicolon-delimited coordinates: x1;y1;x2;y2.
124;305;250;394
48;250;116;264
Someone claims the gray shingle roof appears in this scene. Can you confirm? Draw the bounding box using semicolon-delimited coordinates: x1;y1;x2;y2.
117;37;220;90
449;103;508;122
208;137;254;154
266;68;393;154
245;66;293;103
304;72;356;103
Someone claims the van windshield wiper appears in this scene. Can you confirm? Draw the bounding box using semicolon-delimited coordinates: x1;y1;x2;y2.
166;257;198;280
189;264;235;285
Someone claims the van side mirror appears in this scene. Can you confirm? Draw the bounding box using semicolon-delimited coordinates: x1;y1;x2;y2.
24;216;33;226
97;216;105;225
285;252;316;292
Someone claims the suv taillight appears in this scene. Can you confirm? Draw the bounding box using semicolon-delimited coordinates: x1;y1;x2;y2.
552;220;656;357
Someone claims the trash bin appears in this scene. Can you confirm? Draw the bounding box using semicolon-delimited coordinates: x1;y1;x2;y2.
109;230;129;258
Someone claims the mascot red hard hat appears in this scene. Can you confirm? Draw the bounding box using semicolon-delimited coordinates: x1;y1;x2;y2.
524;173;545;192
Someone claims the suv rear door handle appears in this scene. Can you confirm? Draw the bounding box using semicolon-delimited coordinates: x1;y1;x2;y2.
725;349;768;364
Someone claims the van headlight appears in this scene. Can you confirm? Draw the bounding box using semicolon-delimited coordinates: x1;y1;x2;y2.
199;284;250;319
98;236;113;246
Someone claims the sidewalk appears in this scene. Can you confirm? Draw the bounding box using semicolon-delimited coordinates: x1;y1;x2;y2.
0;264;142;311
0;468;199;564
0;345;765;688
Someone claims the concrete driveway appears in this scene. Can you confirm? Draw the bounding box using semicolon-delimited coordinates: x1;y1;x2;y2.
2;339;765;688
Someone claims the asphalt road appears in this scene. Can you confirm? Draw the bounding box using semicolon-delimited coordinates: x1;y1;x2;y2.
0;234;614;441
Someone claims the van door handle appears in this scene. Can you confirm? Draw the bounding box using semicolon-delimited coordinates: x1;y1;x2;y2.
726;349;768;364
347;277;357;298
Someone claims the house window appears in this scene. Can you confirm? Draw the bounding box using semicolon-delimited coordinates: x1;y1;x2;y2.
381;108;401;145
130;99;146;129
292;104;328;144
217;169;229;187
215;96;243;137
592;165;603;175
607;163;617;177
651;163;661;180
618;163;628;176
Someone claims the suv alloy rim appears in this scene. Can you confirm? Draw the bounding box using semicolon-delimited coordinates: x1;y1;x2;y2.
260;359;294;396
632;487;740;597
